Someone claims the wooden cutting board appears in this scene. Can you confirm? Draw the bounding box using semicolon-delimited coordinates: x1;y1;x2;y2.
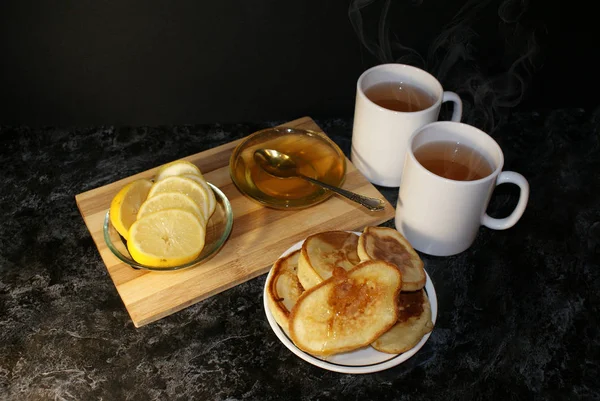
76;117;396;327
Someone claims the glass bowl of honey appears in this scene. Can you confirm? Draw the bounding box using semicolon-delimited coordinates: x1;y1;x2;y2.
229;127;346;209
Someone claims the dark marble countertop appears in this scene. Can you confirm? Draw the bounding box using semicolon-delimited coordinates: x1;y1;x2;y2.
1;109;599;400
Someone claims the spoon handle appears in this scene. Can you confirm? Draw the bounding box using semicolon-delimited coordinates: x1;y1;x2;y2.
300;176;386;212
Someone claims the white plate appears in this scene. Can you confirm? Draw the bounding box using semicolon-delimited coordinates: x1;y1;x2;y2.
263;234;438;374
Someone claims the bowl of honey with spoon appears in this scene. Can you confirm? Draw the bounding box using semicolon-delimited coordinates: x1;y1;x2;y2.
229;127;346;209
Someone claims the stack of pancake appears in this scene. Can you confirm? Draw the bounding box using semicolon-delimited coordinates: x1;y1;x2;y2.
266;227;434;357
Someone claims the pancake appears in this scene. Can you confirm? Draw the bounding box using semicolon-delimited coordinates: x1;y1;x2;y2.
289;260;402;356
297;231;361;290
357;226;426;291
371;289;434;354
265;250;304;335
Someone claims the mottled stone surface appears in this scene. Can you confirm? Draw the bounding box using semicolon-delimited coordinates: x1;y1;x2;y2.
1;110;599;400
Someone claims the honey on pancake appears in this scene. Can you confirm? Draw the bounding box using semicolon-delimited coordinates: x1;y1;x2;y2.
321;267;382;353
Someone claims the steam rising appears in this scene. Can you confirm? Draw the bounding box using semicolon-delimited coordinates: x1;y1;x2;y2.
348;0;540;131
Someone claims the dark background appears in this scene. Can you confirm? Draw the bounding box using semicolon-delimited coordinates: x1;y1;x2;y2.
0;0;596;127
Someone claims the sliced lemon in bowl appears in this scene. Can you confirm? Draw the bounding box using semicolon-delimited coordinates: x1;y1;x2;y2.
182;173;217;218
136;192;206;227
147;176;210;220
155;160;204;181
127;209;206;267
109;178;153;240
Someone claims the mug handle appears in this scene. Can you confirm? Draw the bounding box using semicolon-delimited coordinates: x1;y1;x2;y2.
482;171;530;230
442;91;462;122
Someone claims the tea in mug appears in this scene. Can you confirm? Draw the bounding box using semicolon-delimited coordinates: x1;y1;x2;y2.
364;82;435;112
414;141;494;181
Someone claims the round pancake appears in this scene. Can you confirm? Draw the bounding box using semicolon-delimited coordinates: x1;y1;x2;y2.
297;231;361;290
371;289;434;354
289;260;402;356
265;250;304;335
357;226;426;291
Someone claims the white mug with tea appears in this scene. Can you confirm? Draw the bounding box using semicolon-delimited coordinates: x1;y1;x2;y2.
395;121;529;257
351;63;463;187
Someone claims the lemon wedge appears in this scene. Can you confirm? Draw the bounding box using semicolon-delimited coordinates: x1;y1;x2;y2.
137;192;206;227
155;160;204;181
109;179;153;240
147;176;210;220
182;174;217;218
127;209;206;267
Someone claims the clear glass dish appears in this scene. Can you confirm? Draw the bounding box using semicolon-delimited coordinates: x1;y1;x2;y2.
103;183;233;272
229;127;346;210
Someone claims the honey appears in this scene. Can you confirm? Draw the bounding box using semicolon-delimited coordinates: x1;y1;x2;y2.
321;270;382;353
231;129;346;208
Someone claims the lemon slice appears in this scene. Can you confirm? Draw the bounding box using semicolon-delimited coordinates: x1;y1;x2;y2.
156;160;204;181
182;174;217;218
137;192;206;227
127;209;206;267
109;179;153;240
147;176;210;219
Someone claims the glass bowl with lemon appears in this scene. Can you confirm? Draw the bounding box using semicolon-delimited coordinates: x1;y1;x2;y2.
103;160;233;271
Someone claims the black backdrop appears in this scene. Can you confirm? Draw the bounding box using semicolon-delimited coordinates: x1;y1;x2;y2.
0;0;596;127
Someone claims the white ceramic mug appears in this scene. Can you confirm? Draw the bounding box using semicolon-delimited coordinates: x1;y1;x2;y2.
351;63;463;187
395;121;530;256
